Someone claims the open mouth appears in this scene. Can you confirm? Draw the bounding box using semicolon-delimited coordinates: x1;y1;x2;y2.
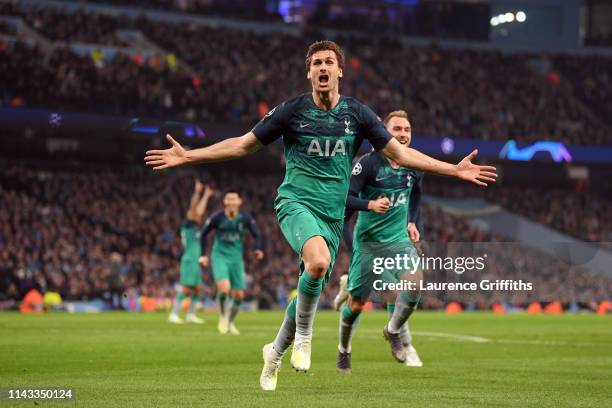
319;74;329;85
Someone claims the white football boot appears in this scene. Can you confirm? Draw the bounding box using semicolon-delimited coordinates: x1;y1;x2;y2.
217;315;229;334
185;314;205;324
168;313;184;324
404;344;423;367
260;343;282;391
290;336;312;372
228;323;240;335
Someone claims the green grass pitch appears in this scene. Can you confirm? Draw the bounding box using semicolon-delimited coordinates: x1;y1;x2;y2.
1;311;611;407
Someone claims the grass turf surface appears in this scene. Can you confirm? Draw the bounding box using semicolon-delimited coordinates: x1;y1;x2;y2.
1;311;611;407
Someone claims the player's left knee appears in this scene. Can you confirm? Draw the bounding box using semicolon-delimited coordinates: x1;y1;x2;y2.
304;256;330;278
348;297;365;314
232;291;245;300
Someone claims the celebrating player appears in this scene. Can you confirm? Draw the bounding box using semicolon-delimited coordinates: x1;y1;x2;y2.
168;180;214;324
144;40;497;391
199;190;264;335
334;110;424;374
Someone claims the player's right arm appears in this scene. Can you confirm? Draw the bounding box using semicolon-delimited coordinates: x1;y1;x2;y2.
145;133;262;171
145;102;291;171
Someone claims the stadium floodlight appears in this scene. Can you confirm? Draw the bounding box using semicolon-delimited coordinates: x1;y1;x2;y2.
505;12;514;23
490;16;499;26
498;14;507;24
516;11;526;22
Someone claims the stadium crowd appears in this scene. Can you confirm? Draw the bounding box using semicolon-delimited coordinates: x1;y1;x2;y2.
0;42;209;119
425;181;612;245
0;4;611;144
87;0;283;22
1;165;610;312
553;54;612;129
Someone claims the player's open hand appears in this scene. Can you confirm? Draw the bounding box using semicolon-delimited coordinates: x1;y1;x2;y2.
456;149;497;186
368;197;391;214
407;222;420;243
194;179;203;193
145;134;188;170
204;184;214;199
253;250;264;261
199;256;209;268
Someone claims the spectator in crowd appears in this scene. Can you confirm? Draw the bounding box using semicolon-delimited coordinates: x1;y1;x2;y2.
0;6;610;145
1;165;610;311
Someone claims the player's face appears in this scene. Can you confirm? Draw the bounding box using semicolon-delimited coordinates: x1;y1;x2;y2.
223;193;242;212
386;117;412;146
307;50;343;93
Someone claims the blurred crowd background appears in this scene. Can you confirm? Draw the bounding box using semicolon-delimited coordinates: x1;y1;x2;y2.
1;0;611;312
1;2;611;145
1;164;610;311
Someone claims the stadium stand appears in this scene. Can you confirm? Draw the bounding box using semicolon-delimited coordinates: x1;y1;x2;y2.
0;3;611;144
0;1;610;312
1;165;610;311
423;182;612;245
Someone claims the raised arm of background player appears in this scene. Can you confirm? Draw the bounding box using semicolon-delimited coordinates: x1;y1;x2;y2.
144;103;496;185
198;211;265;268
194;183;214;223
186;180;204;223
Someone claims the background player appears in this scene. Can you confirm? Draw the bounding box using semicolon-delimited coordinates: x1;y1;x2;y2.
334;110;424;374
169;180;214;324
144;40;497;391
199;190;264;335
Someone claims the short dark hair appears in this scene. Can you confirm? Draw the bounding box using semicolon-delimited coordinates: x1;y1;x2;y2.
224;189;240;197
305;40;345;72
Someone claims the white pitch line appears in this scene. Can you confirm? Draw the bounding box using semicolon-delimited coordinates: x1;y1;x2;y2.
244;327;607;347
413;331;492;343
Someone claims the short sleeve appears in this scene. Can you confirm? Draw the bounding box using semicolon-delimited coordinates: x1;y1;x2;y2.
358;103;392;151
251;102;291;145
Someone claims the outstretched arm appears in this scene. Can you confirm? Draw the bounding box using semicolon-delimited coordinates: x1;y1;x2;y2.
381;138;497;186
145;133;263;171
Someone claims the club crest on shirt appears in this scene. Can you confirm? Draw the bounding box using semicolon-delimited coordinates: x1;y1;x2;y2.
344;118;352;135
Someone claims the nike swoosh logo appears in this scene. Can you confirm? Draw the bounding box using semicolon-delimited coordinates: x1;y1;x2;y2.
376;176;390;181
299;122;310;128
